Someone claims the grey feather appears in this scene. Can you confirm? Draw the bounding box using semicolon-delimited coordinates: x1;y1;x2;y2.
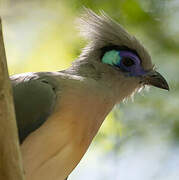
11;72;59;143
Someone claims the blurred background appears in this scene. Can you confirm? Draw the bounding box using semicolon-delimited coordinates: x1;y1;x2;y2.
1;0;179;179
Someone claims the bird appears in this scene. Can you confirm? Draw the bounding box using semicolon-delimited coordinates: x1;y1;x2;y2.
11;9;169;180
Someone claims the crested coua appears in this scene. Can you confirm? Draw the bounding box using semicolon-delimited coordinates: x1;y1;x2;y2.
11;9;169;180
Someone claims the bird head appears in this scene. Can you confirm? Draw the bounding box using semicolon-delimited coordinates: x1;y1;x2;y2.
72;9;169;102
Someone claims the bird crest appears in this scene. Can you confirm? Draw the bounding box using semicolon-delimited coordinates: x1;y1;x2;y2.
76;8;153;70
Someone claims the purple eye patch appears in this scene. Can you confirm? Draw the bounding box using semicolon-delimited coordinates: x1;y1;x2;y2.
102;49;147;77
118;51;146;76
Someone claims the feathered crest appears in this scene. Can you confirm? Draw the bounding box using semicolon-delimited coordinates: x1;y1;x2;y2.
76;8;153;70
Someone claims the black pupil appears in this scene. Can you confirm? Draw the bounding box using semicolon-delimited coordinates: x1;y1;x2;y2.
122;57;135;67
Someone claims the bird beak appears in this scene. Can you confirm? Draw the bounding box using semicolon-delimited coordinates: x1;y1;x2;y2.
141;70;169;91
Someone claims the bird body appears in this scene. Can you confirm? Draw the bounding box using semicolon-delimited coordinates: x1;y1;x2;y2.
12;64;130;180
11;9;169;180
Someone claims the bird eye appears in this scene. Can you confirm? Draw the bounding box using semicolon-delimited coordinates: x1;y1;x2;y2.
122;57;135;67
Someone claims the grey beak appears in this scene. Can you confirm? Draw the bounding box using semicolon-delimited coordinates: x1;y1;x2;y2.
141;71;169;91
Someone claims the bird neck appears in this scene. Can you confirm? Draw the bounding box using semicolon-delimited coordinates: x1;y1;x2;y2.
67;59;140;103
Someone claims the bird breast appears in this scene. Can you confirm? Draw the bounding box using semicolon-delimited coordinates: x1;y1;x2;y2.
21;78;115;180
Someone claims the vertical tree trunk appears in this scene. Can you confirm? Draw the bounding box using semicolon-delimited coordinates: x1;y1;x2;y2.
0;17;24;180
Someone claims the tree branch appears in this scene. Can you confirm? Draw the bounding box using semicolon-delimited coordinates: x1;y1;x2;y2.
0;17;25;180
